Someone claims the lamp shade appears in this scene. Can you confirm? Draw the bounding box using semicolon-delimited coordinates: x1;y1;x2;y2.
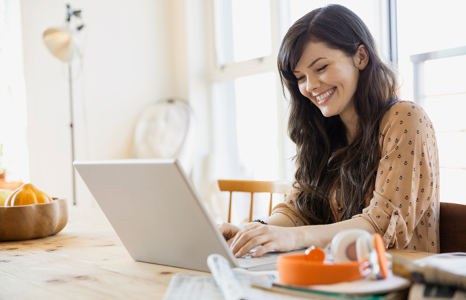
42;27;80;62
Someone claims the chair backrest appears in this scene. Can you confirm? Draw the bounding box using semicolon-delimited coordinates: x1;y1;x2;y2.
217;180;291;223
439;202;466;253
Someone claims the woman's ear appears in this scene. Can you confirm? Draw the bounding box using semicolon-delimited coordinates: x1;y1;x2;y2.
354;44;369;70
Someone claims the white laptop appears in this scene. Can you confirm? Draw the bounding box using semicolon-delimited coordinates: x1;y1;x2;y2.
74;159;297;272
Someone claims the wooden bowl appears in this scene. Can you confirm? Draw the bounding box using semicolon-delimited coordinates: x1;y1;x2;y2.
0;198;68;241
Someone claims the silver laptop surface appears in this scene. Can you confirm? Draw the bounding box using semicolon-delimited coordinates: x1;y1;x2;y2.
74;159;287;272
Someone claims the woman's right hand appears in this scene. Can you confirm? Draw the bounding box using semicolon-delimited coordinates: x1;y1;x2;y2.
217;223;244;246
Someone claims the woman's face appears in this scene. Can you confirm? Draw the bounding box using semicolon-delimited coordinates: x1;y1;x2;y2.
294;42;367;121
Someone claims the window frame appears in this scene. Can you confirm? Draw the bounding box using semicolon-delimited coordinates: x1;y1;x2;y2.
205;0;394;182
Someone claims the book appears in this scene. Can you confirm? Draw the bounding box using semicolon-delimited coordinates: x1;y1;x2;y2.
253;272;411;300
253;284;409;300
392;252;466;289
408;282;466;300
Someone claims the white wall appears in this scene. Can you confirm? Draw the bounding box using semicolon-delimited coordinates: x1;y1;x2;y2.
21;0;184;207
184;0;213;210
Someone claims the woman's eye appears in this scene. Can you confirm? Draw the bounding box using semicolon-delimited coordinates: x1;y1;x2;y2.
296;76;305;82
317;65;328;72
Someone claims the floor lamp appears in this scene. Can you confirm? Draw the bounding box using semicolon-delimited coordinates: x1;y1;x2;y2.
42;5;84;205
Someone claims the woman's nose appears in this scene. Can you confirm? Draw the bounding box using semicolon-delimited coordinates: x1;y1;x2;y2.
306;76;320;93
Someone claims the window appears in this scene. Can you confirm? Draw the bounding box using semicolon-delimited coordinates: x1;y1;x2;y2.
214;0;272;65
288;0;384;52
213;72;279;181
209;0;392;224
201;0;466;225
210;0;281;224
397;0;466;204
0;0;29;183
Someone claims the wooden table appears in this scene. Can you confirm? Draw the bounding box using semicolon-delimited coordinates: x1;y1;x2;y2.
0;205;436;300
0;206;206;300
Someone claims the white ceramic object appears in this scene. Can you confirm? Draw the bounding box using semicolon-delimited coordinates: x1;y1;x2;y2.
132;99;196;173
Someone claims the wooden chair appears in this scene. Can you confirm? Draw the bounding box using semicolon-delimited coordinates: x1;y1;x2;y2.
217;180;291;223
439;202;466;253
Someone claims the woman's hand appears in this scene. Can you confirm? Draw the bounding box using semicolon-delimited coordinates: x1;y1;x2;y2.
229;223;301;258
217;223;244;246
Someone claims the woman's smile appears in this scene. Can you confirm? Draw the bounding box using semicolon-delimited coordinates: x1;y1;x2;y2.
314;87;337;104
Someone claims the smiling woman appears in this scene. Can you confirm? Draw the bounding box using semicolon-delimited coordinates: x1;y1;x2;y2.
217;4;440;258
293;42;365;139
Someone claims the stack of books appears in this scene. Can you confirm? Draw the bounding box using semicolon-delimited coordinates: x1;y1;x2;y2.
391;251;466;300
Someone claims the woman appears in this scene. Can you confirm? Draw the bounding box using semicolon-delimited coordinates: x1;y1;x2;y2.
218;4;440;258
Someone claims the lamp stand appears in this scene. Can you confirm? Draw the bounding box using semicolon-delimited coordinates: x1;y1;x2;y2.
68;63;76;205
42;3;83;205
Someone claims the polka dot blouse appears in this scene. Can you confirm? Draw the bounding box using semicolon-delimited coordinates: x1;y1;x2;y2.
272;101;440;253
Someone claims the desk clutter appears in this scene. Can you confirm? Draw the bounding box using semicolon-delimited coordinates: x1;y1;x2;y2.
393;252;466;299
164;250;466;300
162;254;410;300
163;229;410;299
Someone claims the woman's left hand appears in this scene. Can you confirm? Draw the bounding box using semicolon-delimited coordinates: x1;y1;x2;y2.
229;223;301;258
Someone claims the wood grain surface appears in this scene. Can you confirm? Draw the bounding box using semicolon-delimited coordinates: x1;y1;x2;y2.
0;206;206;300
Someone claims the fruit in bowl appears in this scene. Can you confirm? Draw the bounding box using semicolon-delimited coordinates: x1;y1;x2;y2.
0;183;68;241
0;189;12;206
4;183;53;206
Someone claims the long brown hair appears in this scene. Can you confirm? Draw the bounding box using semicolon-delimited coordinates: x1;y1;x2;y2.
277;4;399;224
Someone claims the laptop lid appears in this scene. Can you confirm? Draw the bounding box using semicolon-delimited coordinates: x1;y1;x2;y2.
74;159;240;272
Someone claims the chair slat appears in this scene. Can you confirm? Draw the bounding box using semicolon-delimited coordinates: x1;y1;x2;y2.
218;180;292;224
249;193;254;222
269;193;273;217
227;192;233;223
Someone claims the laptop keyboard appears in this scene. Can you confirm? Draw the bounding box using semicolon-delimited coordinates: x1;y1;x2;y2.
236;253;279;268
236;247;306;268
236;247;280;268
